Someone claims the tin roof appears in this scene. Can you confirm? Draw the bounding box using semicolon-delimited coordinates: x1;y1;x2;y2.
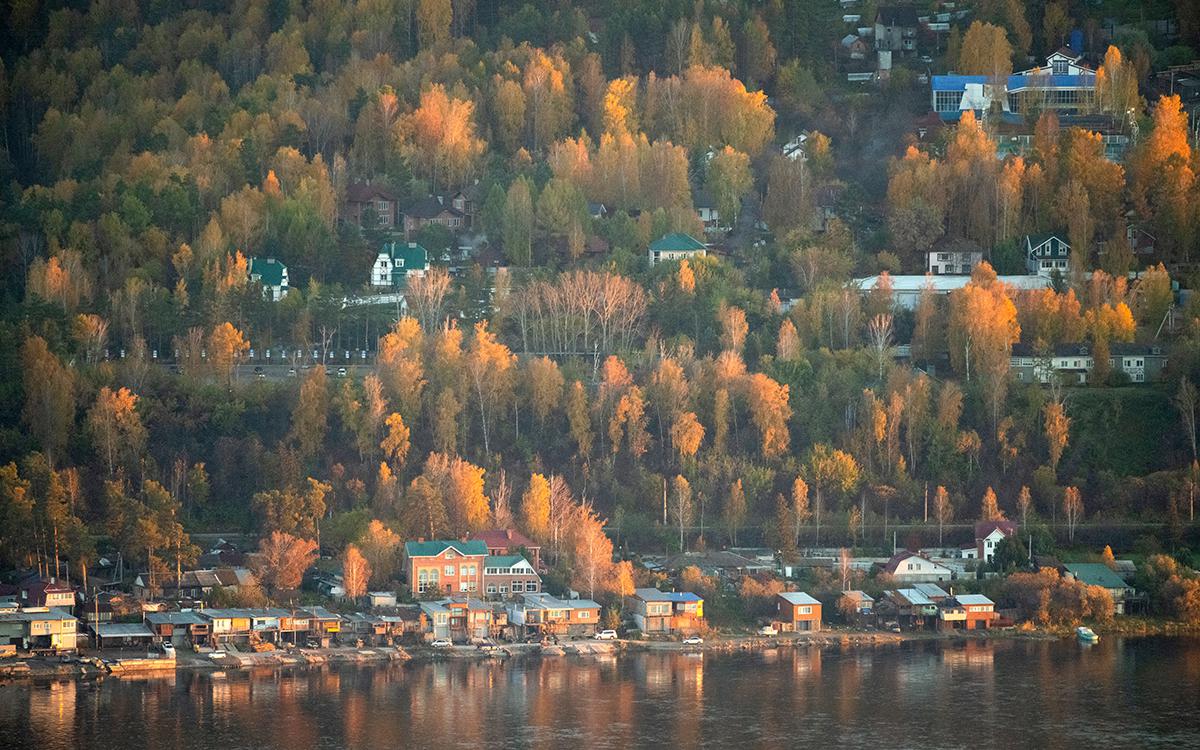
778;591;820;606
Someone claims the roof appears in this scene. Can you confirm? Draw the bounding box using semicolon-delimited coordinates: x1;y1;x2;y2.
405;540;488;558
843;590;874;603
692;188;717;209
954;594;994;606
1008;73;1095;90
0;608;76;623
649;233;706;253
420;601;449;615
882;551;948;575
520;592;572;610
855;274;1053;294
469;528;540;550
892;588;934;606
145;612;206;626
633;588;703;603
405;196;464;219
663;550;769;572
93;622;154;638
1064;563;1130;590
975;520;1018;539
346;182;397;203
841;34;861;47
484;555;531;568
572;599;601;610
380;241;428;270
249;257;286;287
912;583;950;599
778;591;820;606
876;6;918;26
303;606;341;620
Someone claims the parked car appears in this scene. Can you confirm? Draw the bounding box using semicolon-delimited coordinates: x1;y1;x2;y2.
757;625;778;637
288;367;297;377
682;636;703;646
594;629;619;641
431;639;453;648
337;367;348;377
160;641;176;657
305;638;321;648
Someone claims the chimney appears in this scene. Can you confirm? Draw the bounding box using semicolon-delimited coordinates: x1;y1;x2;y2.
506;529;514;540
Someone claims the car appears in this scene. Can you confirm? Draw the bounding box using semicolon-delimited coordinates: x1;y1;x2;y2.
920;54;933;64
682;636;703;646
337;367;347;377
757;626;778;637
594;630;619;640
160;642;176;657
431;639;453;648
288;367;297;377
325;367;332;375
305;638;321;648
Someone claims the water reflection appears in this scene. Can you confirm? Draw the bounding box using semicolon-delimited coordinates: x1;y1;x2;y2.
4;638;1200;750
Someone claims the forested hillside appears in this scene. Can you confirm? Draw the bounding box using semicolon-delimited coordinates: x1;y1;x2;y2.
1;0;1199;591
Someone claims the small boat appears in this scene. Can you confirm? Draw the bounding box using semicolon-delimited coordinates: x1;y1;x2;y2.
1075;626;1100;643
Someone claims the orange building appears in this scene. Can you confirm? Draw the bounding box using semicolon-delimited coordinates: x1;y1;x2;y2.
404;540;488;597
776;592;822;632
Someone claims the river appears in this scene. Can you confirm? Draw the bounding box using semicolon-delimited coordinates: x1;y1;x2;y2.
2;637;1198;749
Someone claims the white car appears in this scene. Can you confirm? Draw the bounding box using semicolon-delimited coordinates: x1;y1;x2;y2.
682;636;703;646
757;626;778;637
594;630;619;641
430;639;453;648
160;642;176;657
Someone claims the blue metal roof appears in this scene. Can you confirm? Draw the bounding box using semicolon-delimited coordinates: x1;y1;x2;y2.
1007;73;1095;90
931;74;987;91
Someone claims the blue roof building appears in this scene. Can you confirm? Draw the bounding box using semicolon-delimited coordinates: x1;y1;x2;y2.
931;49;1096;122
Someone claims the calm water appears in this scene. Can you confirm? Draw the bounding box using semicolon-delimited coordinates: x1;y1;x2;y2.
3;637;1199;749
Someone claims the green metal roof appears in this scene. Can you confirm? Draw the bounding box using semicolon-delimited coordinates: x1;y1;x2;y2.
649;233;706;253
249;257;286;287
382;241;428;269
1064;563;1128;590
404;540;487;558
484;555;528;568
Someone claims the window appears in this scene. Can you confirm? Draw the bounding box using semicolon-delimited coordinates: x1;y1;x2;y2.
1052;60;1068;75
577;610;590;619
528;582;539;592
486;584;497;594
934;90;961;111
444;565;454;576
907;563;914;570
798;606;812;615
499;585;507;594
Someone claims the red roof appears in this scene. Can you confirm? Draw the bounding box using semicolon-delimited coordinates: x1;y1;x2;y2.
469;528;539;551
975;520;1018;541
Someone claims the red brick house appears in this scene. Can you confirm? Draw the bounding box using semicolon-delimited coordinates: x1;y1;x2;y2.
345;183;400;229
403;196;466;239
938;593;996;630
776;592;822;632
404;540;487;597
470;528;542;570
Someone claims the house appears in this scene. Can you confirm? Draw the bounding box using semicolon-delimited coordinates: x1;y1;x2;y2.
482;556;541;599
14;577;76;609
881;551;953;583
938;593;996;630
371;241;429;287
648;233;707;266
1127;224;1157;257
588;202;608;220
874;6;919;53
662;550;775;579
443;189;475;226
782;133;808;162
197;538;246;568
506;593;599;638
627;589;704;635
366;591;398;609
693;190;725;234
468;528;542;570
91;621;155;648
854;274;1052;310
343;612;388;644
1064;563;1137;615
931;50;1096;121
303;606;342;645
0;608;79;653
974;520;1018;563
841;34;869;60
1010;342;1168;385
419;601;451;640
145;611;209;646
403;196;466;239
776;592;822;632
249;257;289;301
880;588;939;628
1025;233;1071;277
134;567;255;600
197;608;253;646
404;539;488;597
841;590;875;617
911;583;951;603
345;183;400;229
927;240;983;275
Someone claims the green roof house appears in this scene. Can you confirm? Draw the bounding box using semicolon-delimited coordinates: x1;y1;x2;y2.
248;257;289;301
1063;563;1136;614
648;232;707;266
373;241;430;287
1024;232;1070;278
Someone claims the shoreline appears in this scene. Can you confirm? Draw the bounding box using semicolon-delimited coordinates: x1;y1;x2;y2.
4;621;1197;682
